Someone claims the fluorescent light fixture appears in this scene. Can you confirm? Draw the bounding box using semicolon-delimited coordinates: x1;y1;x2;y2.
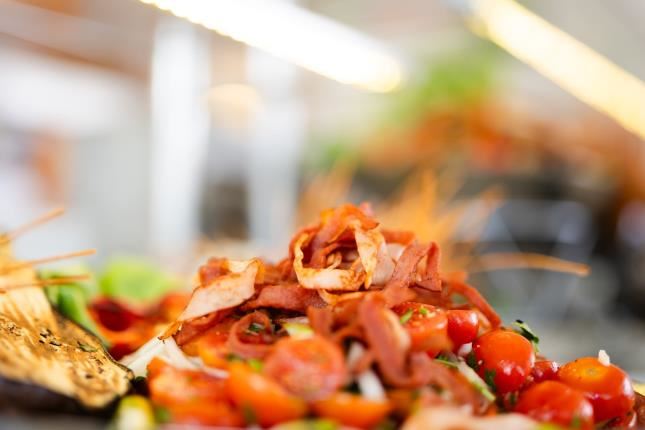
463;0;645;140
138;0;404;93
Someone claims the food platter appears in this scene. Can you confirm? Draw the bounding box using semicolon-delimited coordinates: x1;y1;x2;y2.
0;206;643;429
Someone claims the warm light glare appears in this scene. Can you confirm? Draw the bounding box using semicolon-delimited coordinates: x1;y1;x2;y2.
468;0;645;140
138;0;403;93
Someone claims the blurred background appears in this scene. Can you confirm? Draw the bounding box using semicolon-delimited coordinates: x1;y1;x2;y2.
2;0;645;377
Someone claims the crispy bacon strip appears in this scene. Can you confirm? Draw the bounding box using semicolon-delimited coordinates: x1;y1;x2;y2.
309;204;379;266
307;306;334;338
227;311;275;359
243;283;325;312
445;280;501;328
178;259;262;322
381;244;430;306
417;242;442;292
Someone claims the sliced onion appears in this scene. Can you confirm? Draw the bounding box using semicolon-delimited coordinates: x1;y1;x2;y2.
346;343;386;401
598;349;611;366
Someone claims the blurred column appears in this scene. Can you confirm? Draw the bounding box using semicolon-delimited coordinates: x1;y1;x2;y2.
149;17;211;257
246;46;305;253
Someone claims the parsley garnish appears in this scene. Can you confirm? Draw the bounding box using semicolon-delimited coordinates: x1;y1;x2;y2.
419;307;430;317
399;309;414;324
242;404;257;425
570;415;582;429
226;353;244;362
154;406;172;423
248;358;263;372
484;369;497;392
466;351;479;370
246;322;265;335
508;391;518;408
513;319;540;352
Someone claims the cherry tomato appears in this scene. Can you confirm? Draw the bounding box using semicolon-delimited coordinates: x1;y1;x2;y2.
169;401;244;427
147;358;243;427
447;309;479;346
263;335;347;401
531;360;559;384
158;292;190;321
472;329;535;394
189;319;235;368
90;298;143;331
392;302;451;356
559;357;635;422
312;392;392;428
147;358;228;406
226;362;307;427
515;381;594;429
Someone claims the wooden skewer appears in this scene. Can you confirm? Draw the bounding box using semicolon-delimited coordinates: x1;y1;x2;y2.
0;207;65;245
468;253;590;277
0;248;97;274
0;275;90;293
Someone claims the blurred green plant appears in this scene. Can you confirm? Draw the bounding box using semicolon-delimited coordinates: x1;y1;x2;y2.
99;257;177;304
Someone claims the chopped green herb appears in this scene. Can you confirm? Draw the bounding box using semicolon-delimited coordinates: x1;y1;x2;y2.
435;357;458;368
419;307;430;317
248;358;264;372
466;351;479;370
246;322;265;335
513;319;540;352
373;418;397;430
484;369;497;392
399;309;414;324
154;406;172;423
570;415;581;429
77;342;97;352
508;391;518;408
226;353;244;362
242;404;257;425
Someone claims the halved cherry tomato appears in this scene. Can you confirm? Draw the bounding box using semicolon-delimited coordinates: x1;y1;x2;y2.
185;319;236;368
392;302;451;356
263;335;347;401
146;358;243;427
515;381;594;430
531;360;559;384
226;362;307;427
558;357;635;422
312;392;392;429
472;329;535;394
169;401;244;427
447;309;479;346
90;298;143;331
147;358;228;406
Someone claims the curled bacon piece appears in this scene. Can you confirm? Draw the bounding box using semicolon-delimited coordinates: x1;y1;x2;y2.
307;306;334;338
227;311;275;359
293;233;365;291
243;283;325;312
381;244;429;307
445;279;501;328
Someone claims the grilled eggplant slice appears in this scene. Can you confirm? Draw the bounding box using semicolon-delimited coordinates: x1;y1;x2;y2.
0;249;132;413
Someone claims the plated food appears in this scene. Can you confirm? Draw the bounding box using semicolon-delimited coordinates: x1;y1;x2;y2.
1;204;644;429
117;204;642;429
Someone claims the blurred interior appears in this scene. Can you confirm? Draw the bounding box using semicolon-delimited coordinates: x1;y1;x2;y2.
2;0;645;378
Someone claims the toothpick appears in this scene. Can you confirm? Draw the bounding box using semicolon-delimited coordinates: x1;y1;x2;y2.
0;275;90;293
0;207;65;244
0;248;97;274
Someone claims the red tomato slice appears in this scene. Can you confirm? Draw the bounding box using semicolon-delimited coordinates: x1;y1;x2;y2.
515;380;594;430
472;329;535;394
226;362;307;427
558;357;635;422
312;392;392;428
263;335;347;401
392;302;451;356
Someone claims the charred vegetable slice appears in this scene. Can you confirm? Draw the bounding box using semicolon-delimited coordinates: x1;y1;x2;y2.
0;248;132;412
